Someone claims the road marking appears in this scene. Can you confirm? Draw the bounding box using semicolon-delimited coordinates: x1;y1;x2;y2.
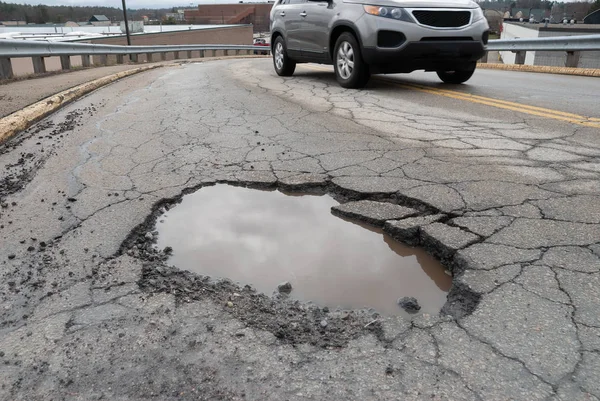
299;64;600;129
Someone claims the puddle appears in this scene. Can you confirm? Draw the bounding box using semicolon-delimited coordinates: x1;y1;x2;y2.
156;185;451;316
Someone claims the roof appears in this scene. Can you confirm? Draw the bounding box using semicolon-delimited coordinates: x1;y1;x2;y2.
584;9;600;24
90;15;110;22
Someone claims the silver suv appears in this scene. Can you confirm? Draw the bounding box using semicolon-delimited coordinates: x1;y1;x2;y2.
270;0;489;88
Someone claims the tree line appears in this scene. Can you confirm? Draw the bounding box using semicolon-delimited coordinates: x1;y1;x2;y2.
0;2;184;24
2;0;597;25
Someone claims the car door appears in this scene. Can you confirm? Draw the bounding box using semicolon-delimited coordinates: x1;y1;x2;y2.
301;0;337;61
280;0;308;57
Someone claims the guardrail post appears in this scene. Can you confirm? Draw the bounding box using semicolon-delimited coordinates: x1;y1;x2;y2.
82;55;91;67
146;53;153;62
565;51;580;68
187;50;193;59
514;51;526;65
211;50;216;57
200;50;205;58
174;51;181;59
60;55;71;71
32;56;46;74
0;57;13;79
116;54;124;64
130;54;138;63
160;52;167;61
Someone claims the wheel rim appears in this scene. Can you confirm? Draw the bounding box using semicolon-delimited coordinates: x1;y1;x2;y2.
336;41;354;80
275;42;284;70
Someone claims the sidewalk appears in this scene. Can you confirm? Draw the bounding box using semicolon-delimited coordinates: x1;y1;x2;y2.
0;55;268;119
0;64;144;118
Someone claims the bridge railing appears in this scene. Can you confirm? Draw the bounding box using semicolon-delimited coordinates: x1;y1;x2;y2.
0;40;269;79
1;34;600;79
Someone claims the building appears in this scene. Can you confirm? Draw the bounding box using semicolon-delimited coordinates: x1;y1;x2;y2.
89;15;111;26
500;22;600;68
165;10;186;22
510;8;548;22
0;21;27;26
82;24;253;47
120;21;144;33
185;3;273;32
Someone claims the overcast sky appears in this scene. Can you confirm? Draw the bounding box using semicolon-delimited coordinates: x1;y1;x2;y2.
11;0;588;8
13;0;254;8
11;0;590;10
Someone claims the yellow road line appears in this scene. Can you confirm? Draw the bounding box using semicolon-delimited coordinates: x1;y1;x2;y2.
382;78;598;120
300;64;600;129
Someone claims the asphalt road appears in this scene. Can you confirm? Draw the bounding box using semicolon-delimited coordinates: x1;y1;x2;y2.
391;68;600;118
0;58;599;400
296;64;600;125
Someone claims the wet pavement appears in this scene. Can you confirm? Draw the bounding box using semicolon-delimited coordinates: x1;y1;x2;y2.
156;184;450;316
0;58;599;400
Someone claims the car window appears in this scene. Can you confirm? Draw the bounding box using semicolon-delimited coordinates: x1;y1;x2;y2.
288;0;306;4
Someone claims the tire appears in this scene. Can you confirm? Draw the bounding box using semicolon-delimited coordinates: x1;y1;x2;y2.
333;32;370;89
436;63;476;84
272;36;296;77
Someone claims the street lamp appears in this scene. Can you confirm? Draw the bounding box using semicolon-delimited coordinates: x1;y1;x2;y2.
122;0;132;45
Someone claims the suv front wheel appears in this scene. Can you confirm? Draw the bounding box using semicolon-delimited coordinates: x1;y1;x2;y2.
333;33;370;89
273;36;296;77
436;63;476;84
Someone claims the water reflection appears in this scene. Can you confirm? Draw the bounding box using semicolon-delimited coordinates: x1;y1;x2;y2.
156;185;451;315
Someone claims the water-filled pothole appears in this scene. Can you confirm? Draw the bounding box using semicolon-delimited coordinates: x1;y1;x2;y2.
156;184;451;316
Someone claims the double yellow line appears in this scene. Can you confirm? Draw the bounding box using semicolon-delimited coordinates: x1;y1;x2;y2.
301;64;600;129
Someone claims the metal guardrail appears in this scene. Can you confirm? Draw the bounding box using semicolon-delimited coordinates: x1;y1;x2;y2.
482;34;600;67
1;34;600;79
0;40;270;79
486;34;600;52
0;39;263;57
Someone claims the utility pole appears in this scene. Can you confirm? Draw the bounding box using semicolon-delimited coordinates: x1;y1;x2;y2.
121;0;132;45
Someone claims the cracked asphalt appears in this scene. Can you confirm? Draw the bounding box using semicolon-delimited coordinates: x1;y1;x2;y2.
1;58;599;400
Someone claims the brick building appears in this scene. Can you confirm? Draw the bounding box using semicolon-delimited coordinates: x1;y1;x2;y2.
185;3;273;33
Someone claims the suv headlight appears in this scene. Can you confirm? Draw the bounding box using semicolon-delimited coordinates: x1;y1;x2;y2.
471;7;484;22
363;5;413;22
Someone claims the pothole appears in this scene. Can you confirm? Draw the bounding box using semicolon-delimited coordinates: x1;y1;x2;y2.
154;184;451;316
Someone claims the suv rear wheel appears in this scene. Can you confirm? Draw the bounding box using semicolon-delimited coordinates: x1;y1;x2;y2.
273;36;296;77
333;33;370;89
436;63;476;84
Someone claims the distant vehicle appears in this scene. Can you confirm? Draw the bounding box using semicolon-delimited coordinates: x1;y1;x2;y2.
270;0;490;88
253;38;270;55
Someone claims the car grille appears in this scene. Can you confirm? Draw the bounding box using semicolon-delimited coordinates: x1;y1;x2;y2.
412;10;471;28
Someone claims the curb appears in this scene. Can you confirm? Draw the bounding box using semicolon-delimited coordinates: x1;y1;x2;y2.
0;64;162;144
477;62;600;77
